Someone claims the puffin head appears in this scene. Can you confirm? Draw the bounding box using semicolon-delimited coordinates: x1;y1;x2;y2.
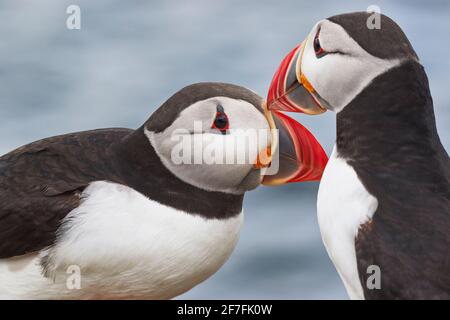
144;82;328;194
267;12;419;114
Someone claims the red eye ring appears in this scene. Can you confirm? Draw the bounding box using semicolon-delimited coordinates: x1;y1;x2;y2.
211;105;229;134
313;30;326;58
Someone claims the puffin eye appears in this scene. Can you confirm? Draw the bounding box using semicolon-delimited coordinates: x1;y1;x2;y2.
313;30;325;58
211;105;229;135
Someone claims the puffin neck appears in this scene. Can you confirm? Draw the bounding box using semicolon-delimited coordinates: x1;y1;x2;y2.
108;127;244;219
337;59;441;164
336;59;449;201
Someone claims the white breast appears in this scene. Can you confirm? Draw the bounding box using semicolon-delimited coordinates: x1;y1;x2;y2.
317;146;378;300
0;181;243;299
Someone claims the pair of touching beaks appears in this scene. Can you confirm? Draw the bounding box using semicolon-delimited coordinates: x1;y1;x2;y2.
258;42;329;186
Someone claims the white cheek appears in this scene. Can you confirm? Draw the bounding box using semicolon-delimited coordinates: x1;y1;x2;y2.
302;51;366;111
146;96;269;193
301;22;401;112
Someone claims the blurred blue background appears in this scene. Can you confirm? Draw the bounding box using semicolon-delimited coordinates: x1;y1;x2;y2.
0;0;448;299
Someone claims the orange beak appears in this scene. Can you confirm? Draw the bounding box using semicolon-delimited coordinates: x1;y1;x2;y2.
261;43;329;185
267;43;328;114
254;146;272;169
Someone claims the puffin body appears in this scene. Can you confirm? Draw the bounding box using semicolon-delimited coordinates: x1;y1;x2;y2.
0;82;327;299
0;128;242;299
267;12;450;299
317;146;378;299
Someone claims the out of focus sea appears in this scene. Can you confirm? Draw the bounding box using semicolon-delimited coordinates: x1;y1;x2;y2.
0;0;448;299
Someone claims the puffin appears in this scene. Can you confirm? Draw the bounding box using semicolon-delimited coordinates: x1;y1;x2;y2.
266;12;450;299
0;82;327;299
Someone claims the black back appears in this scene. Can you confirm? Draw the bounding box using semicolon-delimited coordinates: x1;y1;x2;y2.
337;60;450;299
0;128;128;258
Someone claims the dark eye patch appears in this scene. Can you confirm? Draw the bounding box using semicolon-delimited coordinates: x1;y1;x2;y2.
211;104;229;134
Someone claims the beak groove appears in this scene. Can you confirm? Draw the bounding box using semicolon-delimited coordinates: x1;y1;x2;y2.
261;110;328;185
267;42;326;114
262;41;329;185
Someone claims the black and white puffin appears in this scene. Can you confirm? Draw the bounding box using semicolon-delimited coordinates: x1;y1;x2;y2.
0;82;327;299
266;12;450;299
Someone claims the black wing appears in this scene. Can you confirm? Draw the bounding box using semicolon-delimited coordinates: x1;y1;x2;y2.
0;128;132;258
355;151;450;299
